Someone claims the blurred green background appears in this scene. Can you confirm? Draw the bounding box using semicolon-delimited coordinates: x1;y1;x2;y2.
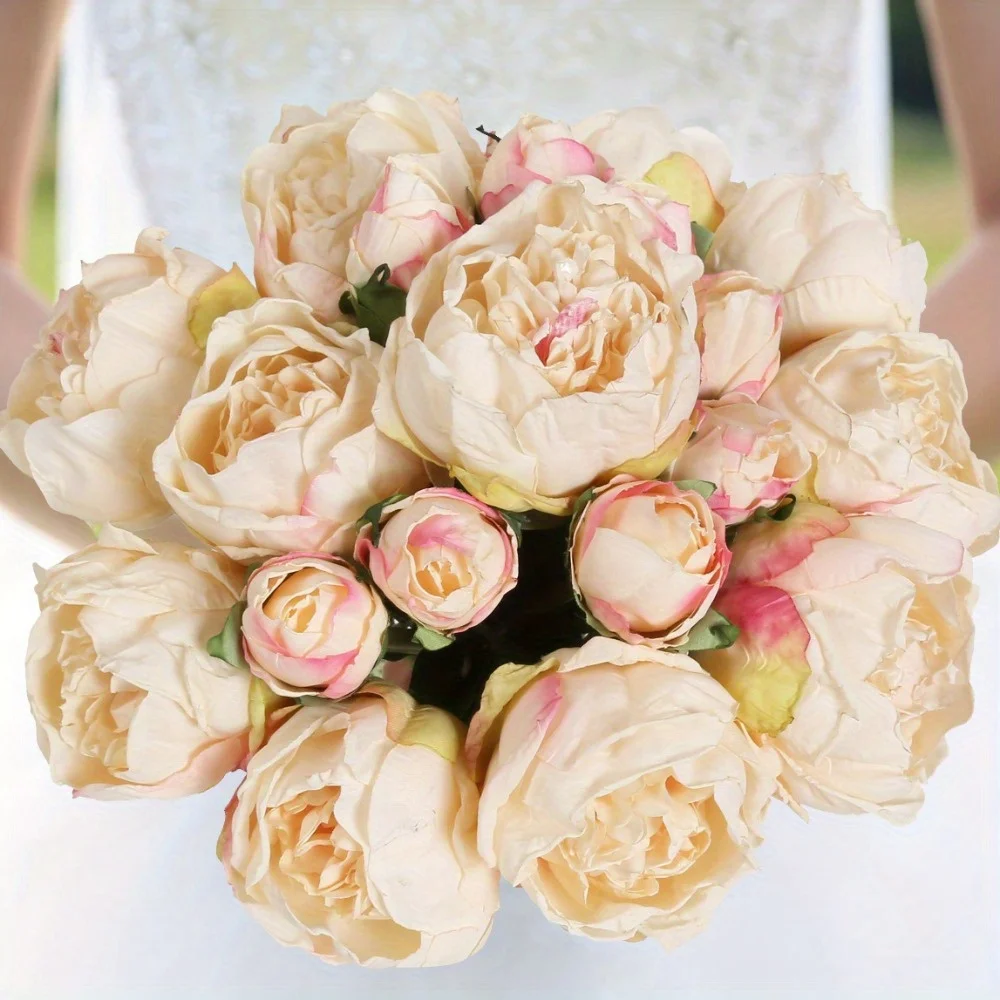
21;0;965;299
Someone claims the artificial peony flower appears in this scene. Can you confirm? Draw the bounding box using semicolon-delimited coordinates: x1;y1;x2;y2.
478;114;604;218
573;107;735;229
243;89;483;320
355;487;518;635
0;228;253;528
699;512;975;823
220;691;499;967
375;178;703;515
671;399;810;524
469;638;779;947
242;554;388;699
152;297;428;562
693;271;783;401
708;173;927;354
570;478;730;646
760;327;1000;554
25;527;251;798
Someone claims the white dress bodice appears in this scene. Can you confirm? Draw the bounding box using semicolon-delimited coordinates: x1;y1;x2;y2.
59;0;891;286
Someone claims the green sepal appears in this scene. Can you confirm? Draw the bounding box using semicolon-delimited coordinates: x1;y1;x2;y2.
207;601;249;669
676;609;740;653
569;486;597;525
414;625;455;651
495;507;567;532
499;510;524;547
692;221;714;260
357;492;408;546
672;479;717;500
298;695;330;708
338;263;407;346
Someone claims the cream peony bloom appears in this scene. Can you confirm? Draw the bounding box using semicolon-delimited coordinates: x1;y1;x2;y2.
470;638;779;947
0;228;248;528
760;327;1000;554
703;515;974;823
25;527;251;799
478;114;604;218
153;298;428;562
375;178;703;515
355;487;518;634
573;107;735;229
694;271;783;401
220;692;499;967
570;478;730;646
708;173;927;354
242;554;388;699
243;89;483;320
671;399;810;524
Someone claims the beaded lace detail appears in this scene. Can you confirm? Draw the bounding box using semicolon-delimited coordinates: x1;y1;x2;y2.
88;0;865;269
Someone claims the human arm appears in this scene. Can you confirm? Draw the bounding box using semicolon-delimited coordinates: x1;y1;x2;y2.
919;0;1000;460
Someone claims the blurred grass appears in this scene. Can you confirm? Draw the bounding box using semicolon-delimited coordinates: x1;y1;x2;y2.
24;125;57;301
22;111;967;297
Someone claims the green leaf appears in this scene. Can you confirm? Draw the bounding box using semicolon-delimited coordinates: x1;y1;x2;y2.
356;492;408;546
495;507;567;532
677;609;740;653
692;221;714;260
569;487;597;524
414;625;455;651
340;263;407;346
383;622;422;656
207;601;249;669
672;479;717;500
298;695;330;708
499;510;523;547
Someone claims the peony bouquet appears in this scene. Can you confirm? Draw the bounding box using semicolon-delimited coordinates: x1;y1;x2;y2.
3;90;998;968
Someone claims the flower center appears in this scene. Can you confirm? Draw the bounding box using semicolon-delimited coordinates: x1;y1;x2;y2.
57;626;142;773
542;774;716;899
205;351;347;472
270;787;376;914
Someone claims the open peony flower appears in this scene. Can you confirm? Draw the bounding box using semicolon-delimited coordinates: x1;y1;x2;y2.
671;399;810;524
469;638;780;947
242;554;388;699
25;527;251;799
708;173;927;354
243;89;483;320
478;114;604;218
570;478;730;647
220;691;499;968
694;271;783;401
760;327;1000;554
355;487;518;635
152;298;428;562
375;177;703;515
573;107;735;230
700;513;974;823
0;228;252;528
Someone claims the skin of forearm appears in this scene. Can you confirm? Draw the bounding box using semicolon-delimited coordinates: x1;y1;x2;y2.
0;0;67;264
919;0;1000;460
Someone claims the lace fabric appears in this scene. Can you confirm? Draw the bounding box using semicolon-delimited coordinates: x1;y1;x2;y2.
60;0;889;284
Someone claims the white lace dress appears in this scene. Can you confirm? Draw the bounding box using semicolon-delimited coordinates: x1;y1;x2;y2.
2;1;997;997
